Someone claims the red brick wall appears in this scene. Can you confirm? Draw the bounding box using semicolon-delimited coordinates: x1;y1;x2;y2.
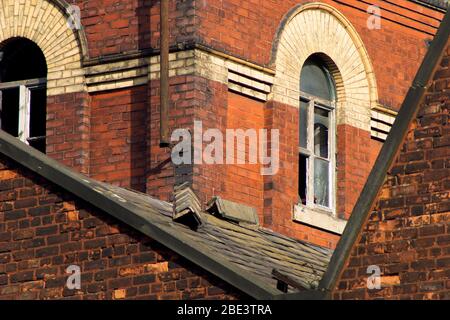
78;0;145;57
147;75;216;202
70;75;225;202
337;125;382;220
191;80;229;205
150;0;197;49
333;42;450;300
0;155;244;300
90;86;148;192
223;92;265;219
76;0;151;58
147;76;228;203
74;0;197;59
46;92;90;175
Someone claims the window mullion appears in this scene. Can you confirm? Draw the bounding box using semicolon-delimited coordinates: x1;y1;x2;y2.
307;99;315;205
330;103;336;214
18;85;31;144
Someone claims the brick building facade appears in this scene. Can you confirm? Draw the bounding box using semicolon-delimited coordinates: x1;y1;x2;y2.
0;0;448;300
1;0;446;248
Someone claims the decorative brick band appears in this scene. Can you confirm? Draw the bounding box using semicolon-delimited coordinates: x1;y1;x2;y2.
148;49;275;101
228;70;272;101
270;3;379;131
85;57;149;93
371;105;397;141
149;51;196;80
0;0;86;96
226;59;273;101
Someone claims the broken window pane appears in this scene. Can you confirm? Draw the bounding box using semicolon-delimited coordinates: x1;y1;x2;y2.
314;107;329;159
299;154;308;205
299;99;308;149
314;158;330;207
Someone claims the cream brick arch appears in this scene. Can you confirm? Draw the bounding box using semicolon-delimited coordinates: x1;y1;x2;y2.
0;0;87;96
270;3;378;131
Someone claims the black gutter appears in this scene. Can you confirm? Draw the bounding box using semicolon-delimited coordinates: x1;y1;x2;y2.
318;8;450;294
0;130;280;300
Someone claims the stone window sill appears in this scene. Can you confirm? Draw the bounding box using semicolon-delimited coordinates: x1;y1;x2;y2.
293;205;347;235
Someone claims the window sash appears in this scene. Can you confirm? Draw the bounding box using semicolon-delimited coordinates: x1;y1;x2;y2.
18;85;30;143
0;78;47;146
0;78;47;90
299;94;336;213
300;90;333;107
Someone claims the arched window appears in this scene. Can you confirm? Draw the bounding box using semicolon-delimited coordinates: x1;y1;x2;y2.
0;38;47;152
299;56;336;211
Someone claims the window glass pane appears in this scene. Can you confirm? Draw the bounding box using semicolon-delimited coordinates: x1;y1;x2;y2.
0;88;19;137
299;154;308;205
300;57;335;101
314;107;329;158
299;99;308;149
314;158;330;207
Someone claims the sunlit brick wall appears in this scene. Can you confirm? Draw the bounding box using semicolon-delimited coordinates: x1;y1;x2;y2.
334;41;450;300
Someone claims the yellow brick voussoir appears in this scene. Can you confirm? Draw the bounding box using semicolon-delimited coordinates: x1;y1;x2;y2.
271;2;379;131
0;0;86;95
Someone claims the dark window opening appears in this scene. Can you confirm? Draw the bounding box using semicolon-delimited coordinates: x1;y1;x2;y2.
29;87;47;152
299;154;308;205
0;88;19;136
299;98;309;149
0;38;47;153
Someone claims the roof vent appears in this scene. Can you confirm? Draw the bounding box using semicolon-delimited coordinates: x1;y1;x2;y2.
206;196;259;225
173;183;203;230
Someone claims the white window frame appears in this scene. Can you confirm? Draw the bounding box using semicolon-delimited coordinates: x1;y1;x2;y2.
294;90;347;234
0;77;46;146
298;90;336;213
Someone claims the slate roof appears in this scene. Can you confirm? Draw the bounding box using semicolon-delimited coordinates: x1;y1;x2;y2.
106;184;332;292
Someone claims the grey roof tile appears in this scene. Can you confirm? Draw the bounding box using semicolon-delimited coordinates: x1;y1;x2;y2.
104;183;333;291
